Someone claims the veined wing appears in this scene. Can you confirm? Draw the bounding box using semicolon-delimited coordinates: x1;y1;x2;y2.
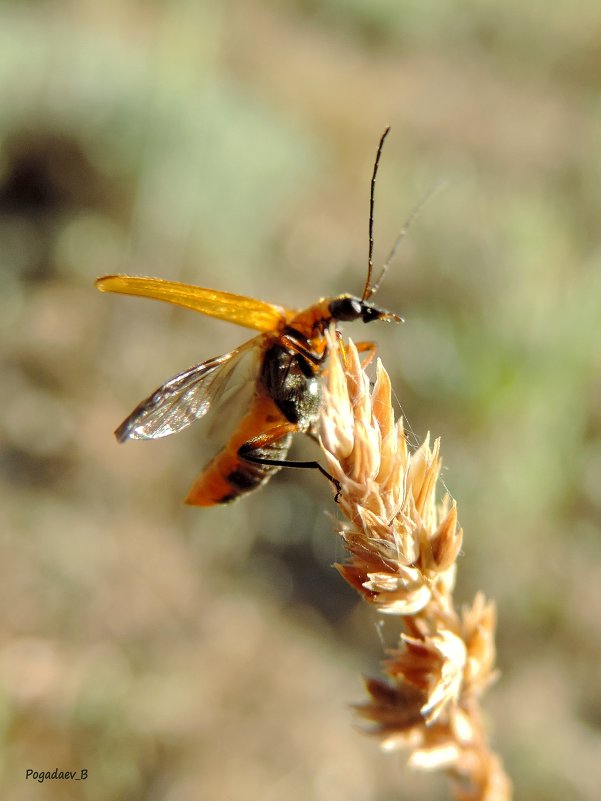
115;338;263;442
96;275;290;333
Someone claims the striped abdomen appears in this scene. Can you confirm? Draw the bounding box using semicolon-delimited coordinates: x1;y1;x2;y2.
185;395;293;506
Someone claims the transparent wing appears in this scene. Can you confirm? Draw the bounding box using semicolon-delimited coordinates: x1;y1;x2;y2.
115;338;262;442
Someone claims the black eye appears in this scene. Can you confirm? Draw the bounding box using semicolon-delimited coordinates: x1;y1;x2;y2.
329;297;363;321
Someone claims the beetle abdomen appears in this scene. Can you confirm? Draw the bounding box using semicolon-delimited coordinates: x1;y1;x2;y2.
185;396;293;506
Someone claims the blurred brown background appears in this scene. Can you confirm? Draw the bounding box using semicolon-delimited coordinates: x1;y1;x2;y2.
1;2;600;799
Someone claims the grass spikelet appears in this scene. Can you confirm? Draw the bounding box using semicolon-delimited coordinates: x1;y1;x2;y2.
319;334;511;801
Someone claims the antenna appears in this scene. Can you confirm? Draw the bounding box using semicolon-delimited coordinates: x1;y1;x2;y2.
368;179;448;298
362;126;391;301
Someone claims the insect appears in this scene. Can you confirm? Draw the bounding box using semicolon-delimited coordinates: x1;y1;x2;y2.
97;128;409;506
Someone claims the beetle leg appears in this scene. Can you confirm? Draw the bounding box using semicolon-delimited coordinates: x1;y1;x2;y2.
238;439;341;501
279;334;328;365
354;340;377;369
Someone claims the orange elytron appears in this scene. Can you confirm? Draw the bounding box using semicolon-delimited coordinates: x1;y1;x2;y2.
97;128;403;506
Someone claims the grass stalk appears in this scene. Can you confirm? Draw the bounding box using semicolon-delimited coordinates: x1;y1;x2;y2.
318;334;511;801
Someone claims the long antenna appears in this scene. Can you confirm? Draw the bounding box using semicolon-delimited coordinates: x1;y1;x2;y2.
368;179;448;299
362;126;391;301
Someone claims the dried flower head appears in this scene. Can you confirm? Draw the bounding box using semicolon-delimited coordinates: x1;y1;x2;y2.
318;334;511;801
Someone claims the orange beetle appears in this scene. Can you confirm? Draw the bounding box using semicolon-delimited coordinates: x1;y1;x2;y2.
97;128;405;506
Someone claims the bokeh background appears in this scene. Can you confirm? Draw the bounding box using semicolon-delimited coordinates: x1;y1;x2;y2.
1;2;600;799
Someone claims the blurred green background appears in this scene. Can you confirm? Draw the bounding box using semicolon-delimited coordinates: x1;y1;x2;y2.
1;1;600;799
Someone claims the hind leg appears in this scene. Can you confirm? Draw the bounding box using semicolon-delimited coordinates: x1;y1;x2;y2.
238;436;342;501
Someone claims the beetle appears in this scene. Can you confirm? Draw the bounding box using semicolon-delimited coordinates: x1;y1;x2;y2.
97;128;408;506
